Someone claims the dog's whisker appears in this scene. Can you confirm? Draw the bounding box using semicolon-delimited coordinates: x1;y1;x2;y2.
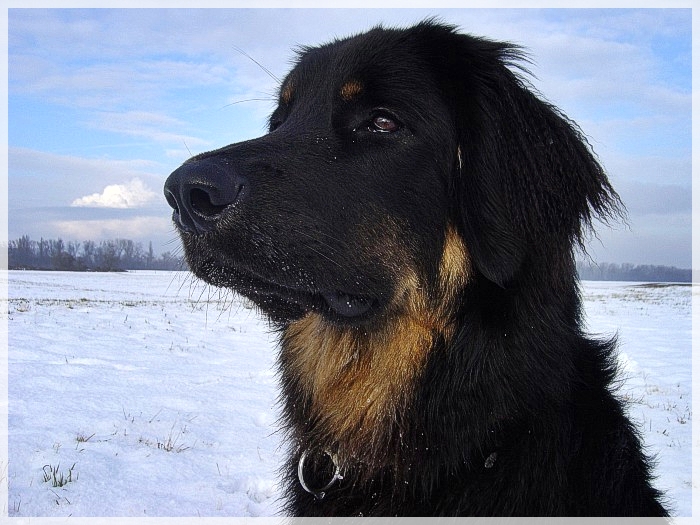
221;97;275;109
232;45;280;83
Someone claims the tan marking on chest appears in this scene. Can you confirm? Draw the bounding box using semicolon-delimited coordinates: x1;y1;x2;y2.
283;305;433;464
281;223;470;468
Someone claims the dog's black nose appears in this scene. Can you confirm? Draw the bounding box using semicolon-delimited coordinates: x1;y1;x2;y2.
164;157;249;234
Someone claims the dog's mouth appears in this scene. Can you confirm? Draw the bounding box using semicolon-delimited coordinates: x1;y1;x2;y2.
252;282;378;323
190;256;378;322
321;291;374;318
271;285;377;322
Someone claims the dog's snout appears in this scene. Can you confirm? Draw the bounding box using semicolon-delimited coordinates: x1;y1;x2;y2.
164;158;249;234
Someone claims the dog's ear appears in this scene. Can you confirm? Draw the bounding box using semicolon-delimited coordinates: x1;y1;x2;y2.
420;22;622;286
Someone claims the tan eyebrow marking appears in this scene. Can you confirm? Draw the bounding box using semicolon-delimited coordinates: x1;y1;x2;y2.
340;79;363;101
281;79;294;104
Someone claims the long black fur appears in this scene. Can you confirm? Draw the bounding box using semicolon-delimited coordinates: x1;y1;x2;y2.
164;20;668;516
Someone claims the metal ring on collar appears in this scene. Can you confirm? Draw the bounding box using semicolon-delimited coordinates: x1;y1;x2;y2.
297;448;342;500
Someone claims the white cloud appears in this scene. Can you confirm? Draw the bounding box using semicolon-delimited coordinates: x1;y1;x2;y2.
9;147;168;210
71;178;157;209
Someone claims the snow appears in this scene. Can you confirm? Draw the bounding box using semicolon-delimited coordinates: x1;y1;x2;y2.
3;271;694;518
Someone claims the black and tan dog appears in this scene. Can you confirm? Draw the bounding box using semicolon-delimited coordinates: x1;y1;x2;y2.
164;20;668;517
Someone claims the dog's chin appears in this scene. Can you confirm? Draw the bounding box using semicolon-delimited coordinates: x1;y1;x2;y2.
188;258;378;324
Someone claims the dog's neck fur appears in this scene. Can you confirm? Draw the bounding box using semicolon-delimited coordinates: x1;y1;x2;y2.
279;224;470;472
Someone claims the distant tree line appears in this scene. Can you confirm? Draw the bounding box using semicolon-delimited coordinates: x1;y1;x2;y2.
576;261;691;283
6;235;692;281
8;235;185;271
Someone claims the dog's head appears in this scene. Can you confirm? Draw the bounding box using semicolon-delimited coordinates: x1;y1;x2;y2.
164;21;621;326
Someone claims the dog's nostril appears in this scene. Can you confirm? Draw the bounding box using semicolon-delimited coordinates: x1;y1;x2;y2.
190;187;228;218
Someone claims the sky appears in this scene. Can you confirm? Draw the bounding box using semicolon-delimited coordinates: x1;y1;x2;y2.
4;4;694;268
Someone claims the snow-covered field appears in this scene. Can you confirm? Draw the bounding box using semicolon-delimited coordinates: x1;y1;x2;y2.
3;270;694;518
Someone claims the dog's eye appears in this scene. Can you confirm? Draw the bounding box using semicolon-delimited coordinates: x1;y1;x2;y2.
370;114;401;133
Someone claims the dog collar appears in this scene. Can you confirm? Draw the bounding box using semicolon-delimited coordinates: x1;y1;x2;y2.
297;448;343;500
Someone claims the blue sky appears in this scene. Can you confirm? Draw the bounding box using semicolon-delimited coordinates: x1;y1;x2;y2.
6;6;694;267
